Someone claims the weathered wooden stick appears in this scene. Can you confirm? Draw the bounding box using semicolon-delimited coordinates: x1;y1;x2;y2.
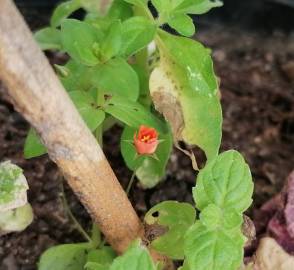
0;0;142;253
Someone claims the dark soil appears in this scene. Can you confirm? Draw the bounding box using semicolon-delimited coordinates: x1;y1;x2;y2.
1;7;294;270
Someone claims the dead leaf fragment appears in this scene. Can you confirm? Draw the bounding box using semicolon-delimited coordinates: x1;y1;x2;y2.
149;62;184;141
254;237;294;270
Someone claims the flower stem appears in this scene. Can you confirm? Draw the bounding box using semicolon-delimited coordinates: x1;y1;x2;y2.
126;170;137;196
60;180;92;243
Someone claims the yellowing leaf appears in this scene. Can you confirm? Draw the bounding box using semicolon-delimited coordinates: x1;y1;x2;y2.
150;32;222;161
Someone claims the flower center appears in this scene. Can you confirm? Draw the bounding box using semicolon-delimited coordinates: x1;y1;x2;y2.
141;135;151;142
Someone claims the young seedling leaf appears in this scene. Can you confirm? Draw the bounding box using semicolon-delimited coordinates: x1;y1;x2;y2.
150;32;222;161
175;0;223;15
0;161;28;211
184;221;244;270
120;16;156;56
68;91;105;131
34;27;62;50
51;0;82;27
167;14;195;37
193;150;254;213
0;204;33;236
110;240;156;270
38;243;90;270
24;129;47;159
61;19;102;66
120;126;172;188
145;201;196;259
92;58;139;101
101;20;122;61
104;96;166;133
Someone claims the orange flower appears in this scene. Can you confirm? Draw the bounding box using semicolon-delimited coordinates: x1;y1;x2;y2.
134;125;159;155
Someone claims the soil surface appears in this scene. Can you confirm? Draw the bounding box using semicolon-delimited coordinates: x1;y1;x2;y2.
1;8;294;270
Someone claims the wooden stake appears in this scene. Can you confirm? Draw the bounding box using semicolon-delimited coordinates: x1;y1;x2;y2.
0;0;143;253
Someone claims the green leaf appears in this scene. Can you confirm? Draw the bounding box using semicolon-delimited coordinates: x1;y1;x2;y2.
0;161;28;210
150;32;222;161
24;129;47;159
38;243;90;270
184;222;244;270
145;201;196;259
167;14;195;37
81;0;113;15
193;150;254;213
175;0;223;15
104;96;166;133
92;58;139;101
123;0;148;7
108;0;134;21
110;240;156;270
87;247;116;265
60;60;93;92
121;17;156;57
34;27;62;50
85;262;109;270
199;204;222;230
0;204;33;235
68;91;105;131
51;0;81;27
120;126;172;188
61;19;102;66
101;20;122;61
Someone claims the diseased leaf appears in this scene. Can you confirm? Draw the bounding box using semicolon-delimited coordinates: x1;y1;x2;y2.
92;58;139;101
68;91;105;131
184;221;244;270
61;19;102;66
254;237;294;270
0;161;28;211
145;201;196;259
0;204;33;236
110;240;156;270
104;96;166;133
24;129;47;159
193;150;253;213
167;14;195;37
51;0;81;27
39;243;90;270
150;32;222;161
120;17;156;56
34;27;62;50
120;126;172;188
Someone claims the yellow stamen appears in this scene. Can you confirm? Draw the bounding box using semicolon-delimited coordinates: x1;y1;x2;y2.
141;135;150;142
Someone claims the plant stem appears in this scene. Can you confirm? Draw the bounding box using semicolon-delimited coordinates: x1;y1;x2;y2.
60;180;92;243
126;170;137;196
95;89;104;145
91;223;101;248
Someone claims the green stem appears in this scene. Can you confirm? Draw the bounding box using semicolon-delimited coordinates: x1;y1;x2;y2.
126;170;137;196
91;223;101;248
60;181;92;243
95;89;104;145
